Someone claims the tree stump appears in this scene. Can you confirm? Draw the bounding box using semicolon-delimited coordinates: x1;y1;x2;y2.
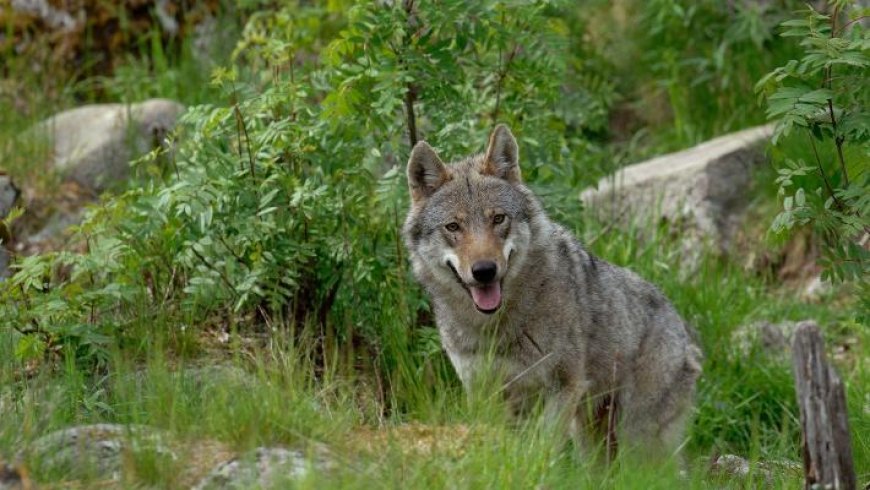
791;321;856;490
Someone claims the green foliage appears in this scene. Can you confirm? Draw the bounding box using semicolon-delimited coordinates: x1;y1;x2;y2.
628;0;803;147
0;0;614;394
755;1;869;285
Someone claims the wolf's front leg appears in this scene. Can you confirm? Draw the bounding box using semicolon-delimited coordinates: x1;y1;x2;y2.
540;382;591;456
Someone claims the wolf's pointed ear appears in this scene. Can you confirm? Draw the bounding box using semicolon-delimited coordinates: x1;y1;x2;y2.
482;124;520;183
407;141;449;203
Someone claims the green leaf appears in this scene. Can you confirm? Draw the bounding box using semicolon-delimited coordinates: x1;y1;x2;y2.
15;335;46;361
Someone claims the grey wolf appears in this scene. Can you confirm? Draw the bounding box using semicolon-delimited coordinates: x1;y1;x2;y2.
402;125;702;460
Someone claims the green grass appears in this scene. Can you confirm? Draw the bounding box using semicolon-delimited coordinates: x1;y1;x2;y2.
0;213;865;488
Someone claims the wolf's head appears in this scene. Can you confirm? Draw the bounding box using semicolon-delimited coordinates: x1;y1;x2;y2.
403;125;538;315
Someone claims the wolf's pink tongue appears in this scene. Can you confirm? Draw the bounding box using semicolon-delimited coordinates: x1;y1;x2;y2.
470;282;502;311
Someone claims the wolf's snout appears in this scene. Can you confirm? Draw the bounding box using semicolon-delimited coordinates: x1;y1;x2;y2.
471;260;498;284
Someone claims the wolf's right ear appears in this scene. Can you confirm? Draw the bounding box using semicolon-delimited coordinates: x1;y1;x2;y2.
407;141;450;203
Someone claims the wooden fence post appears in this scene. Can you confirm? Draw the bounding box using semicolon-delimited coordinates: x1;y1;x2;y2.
791;321;856;490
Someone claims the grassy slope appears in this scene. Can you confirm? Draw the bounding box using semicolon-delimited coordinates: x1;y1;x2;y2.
0;210;865;488
1;8;867;490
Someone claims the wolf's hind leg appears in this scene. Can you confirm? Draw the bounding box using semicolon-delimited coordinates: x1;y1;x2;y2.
619;344;701;459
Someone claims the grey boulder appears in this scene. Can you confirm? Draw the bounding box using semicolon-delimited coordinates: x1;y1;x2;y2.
33;99;184;192
581;124;774;254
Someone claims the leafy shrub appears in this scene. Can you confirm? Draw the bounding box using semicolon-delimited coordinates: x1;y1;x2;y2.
755;0;868;289
0;1;614;396
627;0;804;147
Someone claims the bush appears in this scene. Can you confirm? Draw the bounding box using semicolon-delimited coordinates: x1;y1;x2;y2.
755;0;868;292
0;1;613;396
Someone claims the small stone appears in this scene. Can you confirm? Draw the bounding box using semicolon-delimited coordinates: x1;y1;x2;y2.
710;454;750;478
193;446;334;490
22;424;176;483
802;275;832;300
709;454;801;486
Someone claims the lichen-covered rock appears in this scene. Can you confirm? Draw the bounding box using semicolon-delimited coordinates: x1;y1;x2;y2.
731;320;808;358
193;446;334;490
33;99;185;192
581;124;773;258
709;453;801;486
22;424;176;482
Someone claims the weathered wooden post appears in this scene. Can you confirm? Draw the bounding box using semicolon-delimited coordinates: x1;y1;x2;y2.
791;321;856;490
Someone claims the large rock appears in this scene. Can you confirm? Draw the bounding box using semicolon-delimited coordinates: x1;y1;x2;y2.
34;99;184;192
581;124;774;253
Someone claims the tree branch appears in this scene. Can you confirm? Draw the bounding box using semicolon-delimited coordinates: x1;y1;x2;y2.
825;5;849;187
402;0;419;148
807;129;844;211
826;98;849;187
234;105;257;180
492;44;520;125
404;85;418;148
190;246;240;300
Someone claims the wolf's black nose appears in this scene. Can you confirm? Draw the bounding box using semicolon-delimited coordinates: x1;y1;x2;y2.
471;260;498;283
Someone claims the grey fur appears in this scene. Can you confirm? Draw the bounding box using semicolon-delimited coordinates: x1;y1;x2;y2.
403;125;702;460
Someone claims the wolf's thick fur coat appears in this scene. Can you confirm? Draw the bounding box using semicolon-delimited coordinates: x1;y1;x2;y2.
403;125;702;458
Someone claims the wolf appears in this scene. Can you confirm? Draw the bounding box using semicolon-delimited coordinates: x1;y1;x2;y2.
402;125;702;460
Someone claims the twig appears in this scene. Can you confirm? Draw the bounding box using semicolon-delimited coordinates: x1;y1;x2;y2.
605;355;620;466
834;15;868;36
161;265;178;305
501;352;554;393
404;85;418;148
492;44;520;125
401;0;419;148
216;234;250;271
190;246;239;299
233;105;256;180
826;98;849;187
824;5;849;187
806;129;843;211
586;205;631;246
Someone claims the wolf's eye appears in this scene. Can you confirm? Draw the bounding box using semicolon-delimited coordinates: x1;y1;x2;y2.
492;214;506;224
445;222;460;232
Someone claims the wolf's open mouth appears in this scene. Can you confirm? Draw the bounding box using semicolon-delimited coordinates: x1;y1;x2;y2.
446;262;503;314
470;282;501;313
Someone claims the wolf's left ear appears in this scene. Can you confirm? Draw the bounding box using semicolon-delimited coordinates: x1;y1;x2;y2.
482;124;521;183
